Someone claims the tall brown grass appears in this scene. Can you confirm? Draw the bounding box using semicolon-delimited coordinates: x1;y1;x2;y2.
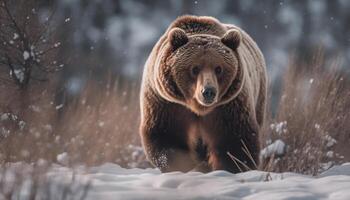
261;53;350;175
0;77;59;163
55;79;145;167
0;76;146;168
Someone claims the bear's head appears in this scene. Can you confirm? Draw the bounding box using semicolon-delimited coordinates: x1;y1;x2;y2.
156;27;245;115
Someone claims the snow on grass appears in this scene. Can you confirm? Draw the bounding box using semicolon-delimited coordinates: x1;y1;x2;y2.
55;104;64;110
260;139;286;159
12;69;24;83
57;152;69;165
323;135;337;147
2;162;350;200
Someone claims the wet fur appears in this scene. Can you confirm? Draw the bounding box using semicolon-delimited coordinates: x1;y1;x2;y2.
140;15;267;173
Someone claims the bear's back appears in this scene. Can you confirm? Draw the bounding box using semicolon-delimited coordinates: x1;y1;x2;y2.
168;15;227;36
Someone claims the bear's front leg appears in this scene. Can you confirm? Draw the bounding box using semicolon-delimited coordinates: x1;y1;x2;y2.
140;124;195;172
206;101;260;173
140;96;195;172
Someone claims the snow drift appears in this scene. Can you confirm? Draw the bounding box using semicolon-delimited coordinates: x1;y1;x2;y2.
2;162;350;200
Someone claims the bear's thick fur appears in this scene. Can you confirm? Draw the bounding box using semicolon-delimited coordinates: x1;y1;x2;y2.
139;15;267;173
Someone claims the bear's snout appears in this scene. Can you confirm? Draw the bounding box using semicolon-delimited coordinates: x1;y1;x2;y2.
195;69;219;107
201;86;217;105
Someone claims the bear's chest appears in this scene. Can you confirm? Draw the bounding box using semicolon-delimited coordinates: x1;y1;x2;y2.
186;117;220;161
187;120;207;161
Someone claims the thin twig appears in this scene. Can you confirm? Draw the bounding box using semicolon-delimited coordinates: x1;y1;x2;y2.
227;152;252;172
241;140;258;169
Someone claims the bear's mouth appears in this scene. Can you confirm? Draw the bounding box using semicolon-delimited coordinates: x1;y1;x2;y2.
197;98;218;107
196;94;218;107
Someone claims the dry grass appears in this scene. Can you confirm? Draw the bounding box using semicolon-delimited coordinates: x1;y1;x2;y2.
0;76;144;198
55;78;146;167
0;77;59;163
0;76;146;168
261;53;350;175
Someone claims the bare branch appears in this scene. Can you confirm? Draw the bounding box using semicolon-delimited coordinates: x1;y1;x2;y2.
1;1;26;44
35;45;60;57
33;6;58;46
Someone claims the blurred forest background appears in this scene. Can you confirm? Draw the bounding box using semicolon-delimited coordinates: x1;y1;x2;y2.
54;0;350;95
0;0;350;173
52;0;350;100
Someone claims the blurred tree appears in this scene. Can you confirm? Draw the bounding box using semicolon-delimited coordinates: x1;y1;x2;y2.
0;0;63;89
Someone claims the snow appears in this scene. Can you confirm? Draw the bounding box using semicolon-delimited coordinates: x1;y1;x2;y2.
260;139;286;159
320;163;350;177
315;123;320;129
0;113;9;121
13;69;24;83
13;33;19;40
18;120;26;130
270;121;287;135
23;51;30;60
29;105;41;113
55;104;64;110
0;113;18;121
57;152;69;165
54;42;61;47
323;135;337;147
2;162;350;200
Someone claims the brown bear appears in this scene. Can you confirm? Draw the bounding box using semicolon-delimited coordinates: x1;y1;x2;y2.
139;15;267;173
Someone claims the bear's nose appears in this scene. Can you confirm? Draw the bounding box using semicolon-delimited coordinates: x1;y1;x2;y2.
201;86;217;104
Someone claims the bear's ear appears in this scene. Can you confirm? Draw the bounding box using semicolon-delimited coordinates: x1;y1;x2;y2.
221;29;241;50
168;28;188;51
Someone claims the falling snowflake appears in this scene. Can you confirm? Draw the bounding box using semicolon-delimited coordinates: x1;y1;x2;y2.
54;42;61;47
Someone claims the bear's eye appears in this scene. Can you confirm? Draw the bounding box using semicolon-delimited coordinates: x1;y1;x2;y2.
215;66;222;75
191;66;200;76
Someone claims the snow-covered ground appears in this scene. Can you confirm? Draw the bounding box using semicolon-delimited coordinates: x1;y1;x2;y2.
2;162;350;200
